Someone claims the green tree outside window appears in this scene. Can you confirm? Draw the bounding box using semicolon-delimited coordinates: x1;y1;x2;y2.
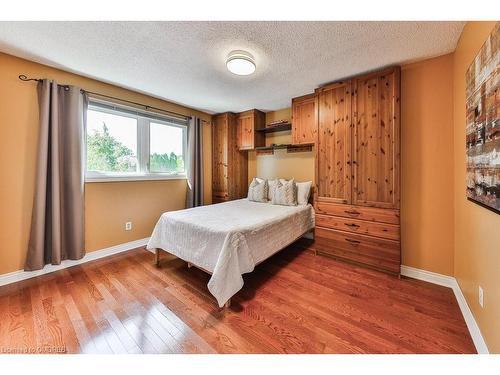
87;122;184;174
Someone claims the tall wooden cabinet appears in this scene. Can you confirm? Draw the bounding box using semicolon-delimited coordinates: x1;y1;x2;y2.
314;67;401;274
212;113;248;203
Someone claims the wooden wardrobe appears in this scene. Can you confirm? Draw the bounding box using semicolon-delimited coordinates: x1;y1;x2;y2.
314;67;401;274
212;113;248;203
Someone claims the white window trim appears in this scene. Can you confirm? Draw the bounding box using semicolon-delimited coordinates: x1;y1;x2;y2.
85;100;189;183
85;172;187;183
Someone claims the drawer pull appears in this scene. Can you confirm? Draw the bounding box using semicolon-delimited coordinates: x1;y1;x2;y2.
344;223;360;229
345;238;361;246
344;210;360;216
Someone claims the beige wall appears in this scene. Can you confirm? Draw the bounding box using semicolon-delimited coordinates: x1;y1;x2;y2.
248;108;315;184
452;21;499;353
85;180;187;251
0;52;212;275
401;54;455;275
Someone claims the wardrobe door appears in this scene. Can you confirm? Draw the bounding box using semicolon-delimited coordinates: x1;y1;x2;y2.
352;67;400;209
236;110;265;150
227;113;248;199
237;111;254;150
316;81;352;205
292;93;318;145
212;114;229;202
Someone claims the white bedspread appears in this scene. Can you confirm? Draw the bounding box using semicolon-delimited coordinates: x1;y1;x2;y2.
147;199;315;307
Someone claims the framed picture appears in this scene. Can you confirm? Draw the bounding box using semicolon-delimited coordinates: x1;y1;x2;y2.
465;22;499;214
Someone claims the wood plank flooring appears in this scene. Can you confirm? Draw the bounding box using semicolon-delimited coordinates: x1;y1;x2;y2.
0;240;476;354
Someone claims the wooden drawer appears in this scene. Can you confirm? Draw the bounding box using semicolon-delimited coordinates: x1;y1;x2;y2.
315;200;400;225
315;227;400;273
316;214;400;241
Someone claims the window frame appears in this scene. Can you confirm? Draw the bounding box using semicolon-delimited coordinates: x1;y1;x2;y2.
85;100;189;183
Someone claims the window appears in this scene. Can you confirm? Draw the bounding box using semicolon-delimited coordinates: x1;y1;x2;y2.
85;100;188;182
149;121;185;174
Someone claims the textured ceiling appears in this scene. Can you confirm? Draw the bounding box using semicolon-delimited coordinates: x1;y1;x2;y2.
0;21;465;114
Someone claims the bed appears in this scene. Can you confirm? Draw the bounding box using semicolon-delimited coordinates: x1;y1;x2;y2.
147;198;315;308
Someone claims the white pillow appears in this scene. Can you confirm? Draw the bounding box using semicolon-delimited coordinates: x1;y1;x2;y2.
296;181;313;205
247;178;268;202
267;179;278;201
272;179;297;206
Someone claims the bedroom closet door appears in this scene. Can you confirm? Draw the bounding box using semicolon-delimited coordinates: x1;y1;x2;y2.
352;67;401;209
212;112;248;203
212;113;230;203
229;113;248;199
315;81;353;205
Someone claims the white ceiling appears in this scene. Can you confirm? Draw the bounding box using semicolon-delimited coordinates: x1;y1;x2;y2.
0;21;465;114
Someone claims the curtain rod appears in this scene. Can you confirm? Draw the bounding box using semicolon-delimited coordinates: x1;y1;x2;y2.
18;74;192;121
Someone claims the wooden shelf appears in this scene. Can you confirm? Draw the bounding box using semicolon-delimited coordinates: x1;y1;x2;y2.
256;123;291;133
255;143;313;155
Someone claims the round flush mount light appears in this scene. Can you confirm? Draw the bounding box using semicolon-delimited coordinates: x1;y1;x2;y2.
226;50;256;76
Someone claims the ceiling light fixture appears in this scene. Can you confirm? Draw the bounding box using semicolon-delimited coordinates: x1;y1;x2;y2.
226;50;256;76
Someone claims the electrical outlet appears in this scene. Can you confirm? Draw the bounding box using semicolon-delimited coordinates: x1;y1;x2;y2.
125;221;132;231
479;286;484;308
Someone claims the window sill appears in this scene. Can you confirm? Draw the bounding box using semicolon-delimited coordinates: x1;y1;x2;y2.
85;174;188;183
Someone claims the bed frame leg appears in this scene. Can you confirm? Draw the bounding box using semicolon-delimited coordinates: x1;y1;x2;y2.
155;248;160;267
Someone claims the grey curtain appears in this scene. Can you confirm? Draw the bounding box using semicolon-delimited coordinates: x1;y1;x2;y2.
186;116;204;208
25;80;87;271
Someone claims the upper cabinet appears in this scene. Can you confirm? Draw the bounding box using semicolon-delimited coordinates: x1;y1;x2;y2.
291;93;318;145
313;67;401;210
352;67;401;209
236;109;265;150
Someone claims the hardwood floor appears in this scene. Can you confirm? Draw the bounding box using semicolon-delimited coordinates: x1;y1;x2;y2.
0;240;476;354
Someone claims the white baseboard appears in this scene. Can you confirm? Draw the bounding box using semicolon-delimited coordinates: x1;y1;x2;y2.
401;265;489;354
0;237;150;288
450;279;490;354
400;265;456;288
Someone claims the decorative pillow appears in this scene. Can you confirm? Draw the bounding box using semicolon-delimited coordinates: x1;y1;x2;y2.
267;179;278;201
272;179;297;206
247;178;268;203
296;181;313;205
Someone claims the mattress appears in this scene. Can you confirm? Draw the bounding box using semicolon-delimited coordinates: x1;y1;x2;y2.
147;199;315;307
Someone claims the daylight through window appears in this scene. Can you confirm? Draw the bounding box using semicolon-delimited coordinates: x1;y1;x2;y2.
85;101;188;181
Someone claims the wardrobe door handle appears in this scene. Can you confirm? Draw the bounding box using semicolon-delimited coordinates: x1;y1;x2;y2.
345;238;361;246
